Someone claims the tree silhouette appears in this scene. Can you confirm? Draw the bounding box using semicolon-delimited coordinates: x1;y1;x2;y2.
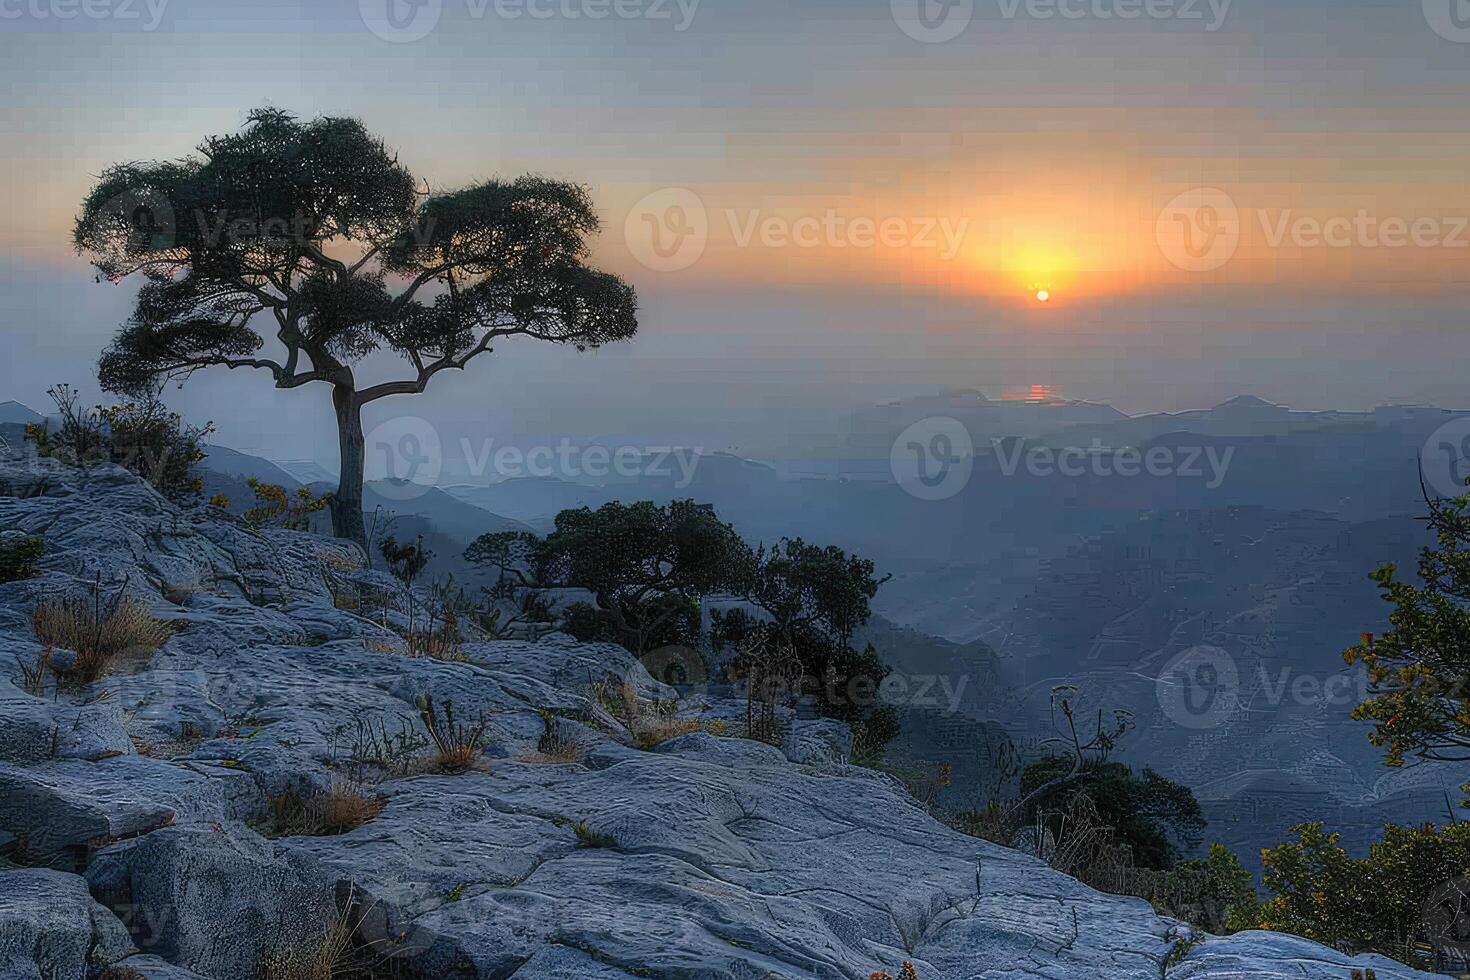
74;108;638;545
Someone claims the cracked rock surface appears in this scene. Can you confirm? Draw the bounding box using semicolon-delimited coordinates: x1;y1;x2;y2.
0;452;1441;979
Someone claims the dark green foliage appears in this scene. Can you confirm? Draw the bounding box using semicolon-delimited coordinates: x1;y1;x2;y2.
1021;757;1206;870
713;538;896;755
534;500;752;654
26;385;210;503
1254;820;1470;967
464;529;542;598
380;536;432;587
1161;843;1261;934
742;537;888;649
1344;491;1470;777
75;107;638;544
0;534;43;583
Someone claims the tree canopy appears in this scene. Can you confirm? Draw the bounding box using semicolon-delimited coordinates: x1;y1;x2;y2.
1345;491;1470;784
75;108;637;544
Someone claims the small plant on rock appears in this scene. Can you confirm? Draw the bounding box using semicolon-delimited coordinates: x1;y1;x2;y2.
243;479;331;531
415;693;490;774
333;715;432;783
519;710;585;765
871;963;920;980
261;783;386;838
0;534;44;583
14;647;52;697
32;575;171;684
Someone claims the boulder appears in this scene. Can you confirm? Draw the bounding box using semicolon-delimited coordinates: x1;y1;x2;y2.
86;824;336;980
0;868;131;980
0;755;259;870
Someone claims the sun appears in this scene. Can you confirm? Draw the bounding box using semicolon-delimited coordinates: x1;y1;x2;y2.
1034;289;1051;303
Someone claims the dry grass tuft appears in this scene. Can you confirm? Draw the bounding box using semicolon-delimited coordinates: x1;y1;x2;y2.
589;678;713;749
253;912;357;980
263;783;387;838
32;586;171;684
14;646;52;696
415;693;490;774
518;711;586;765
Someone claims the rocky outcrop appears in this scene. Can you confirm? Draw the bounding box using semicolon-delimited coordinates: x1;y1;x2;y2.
0;450;1443;979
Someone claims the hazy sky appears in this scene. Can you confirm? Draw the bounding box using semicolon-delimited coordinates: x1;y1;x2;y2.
3;0;1469;462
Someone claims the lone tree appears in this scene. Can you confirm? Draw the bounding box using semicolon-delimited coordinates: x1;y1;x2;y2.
74;108;638;545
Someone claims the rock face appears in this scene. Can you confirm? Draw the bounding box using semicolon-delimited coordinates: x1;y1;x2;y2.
0;450;1444;979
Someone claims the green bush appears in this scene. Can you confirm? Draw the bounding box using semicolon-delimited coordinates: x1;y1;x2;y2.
1157;843;1262;934
1253;820;1470;967
26;385;211;502
1021;757;1206;871
0;534;43;583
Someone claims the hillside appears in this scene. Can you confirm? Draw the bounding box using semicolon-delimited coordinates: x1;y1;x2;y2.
0;450;1439;979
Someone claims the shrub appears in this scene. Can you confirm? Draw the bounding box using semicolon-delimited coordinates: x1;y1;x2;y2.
519;710;585;765
380;535;431;587
943;801;1014;847
0;534;43;583
334;715;432;783
101;396;211;502
1020;757;1205;871
414;693;490;774
32;579;171;683
587;678;707;749
243;480;330;531
26;385;211;502
871;964;919;980
261;783;386;837
1252;820;1470;967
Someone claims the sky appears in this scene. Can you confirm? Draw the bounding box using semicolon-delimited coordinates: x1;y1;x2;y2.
2;0;1469;464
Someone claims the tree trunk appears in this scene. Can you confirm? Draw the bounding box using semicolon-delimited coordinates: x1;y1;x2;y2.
330;387;368;550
